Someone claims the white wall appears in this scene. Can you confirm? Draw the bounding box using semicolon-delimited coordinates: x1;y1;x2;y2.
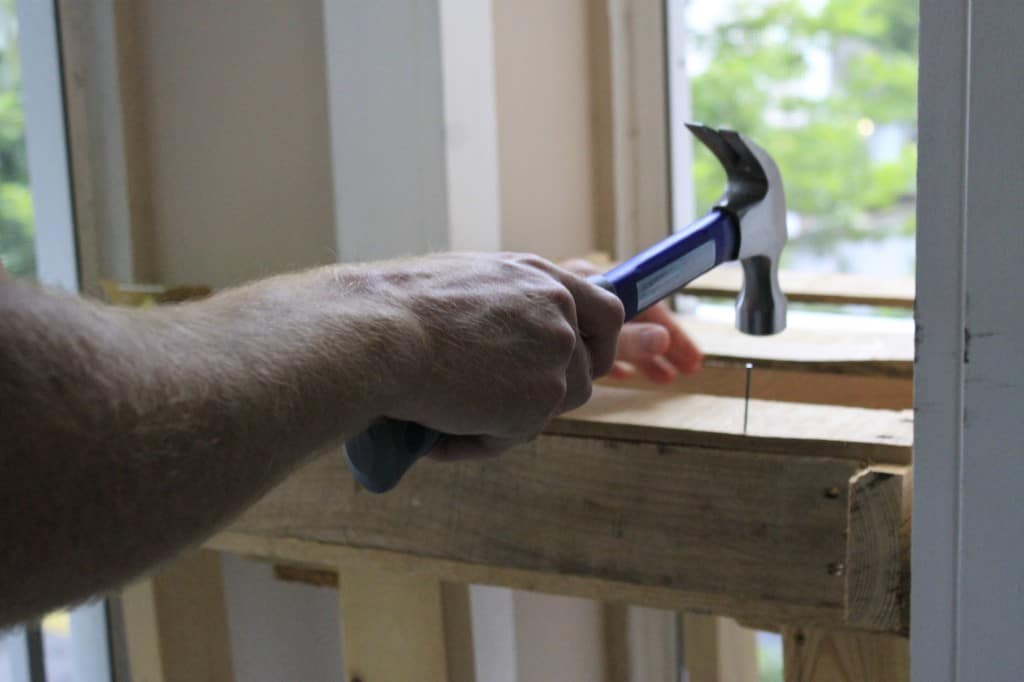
220;555;343;682
492;0;597;260
136;0;335;289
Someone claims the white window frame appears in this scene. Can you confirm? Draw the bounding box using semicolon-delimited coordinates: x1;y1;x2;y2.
11;1;113;680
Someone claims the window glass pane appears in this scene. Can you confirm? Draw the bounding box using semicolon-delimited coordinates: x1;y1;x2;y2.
681;0;918;277
0;0;34;277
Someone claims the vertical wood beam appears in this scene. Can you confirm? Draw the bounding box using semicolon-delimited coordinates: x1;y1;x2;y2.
121;550;235;682
782;628;908;682
682;613;759;682
604;604;679;682
338;567;468;682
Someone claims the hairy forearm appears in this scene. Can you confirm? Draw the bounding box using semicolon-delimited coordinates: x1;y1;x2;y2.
0;267;420;626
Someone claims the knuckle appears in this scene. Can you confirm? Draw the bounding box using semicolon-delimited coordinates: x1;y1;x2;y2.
539;375;568;412
549;285;574;311
550;322;578;358
574;377;594;407
562;258;597;276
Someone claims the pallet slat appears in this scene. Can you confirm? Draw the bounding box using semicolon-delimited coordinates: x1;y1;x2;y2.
214;425;911;633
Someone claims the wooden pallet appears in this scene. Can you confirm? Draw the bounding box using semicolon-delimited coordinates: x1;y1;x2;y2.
203;306;914;681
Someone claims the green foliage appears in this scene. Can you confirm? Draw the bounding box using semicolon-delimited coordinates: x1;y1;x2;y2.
688;0;918;270
0;0;35;277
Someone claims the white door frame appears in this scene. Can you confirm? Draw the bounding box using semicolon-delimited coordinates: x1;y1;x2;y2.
912;1;1024;680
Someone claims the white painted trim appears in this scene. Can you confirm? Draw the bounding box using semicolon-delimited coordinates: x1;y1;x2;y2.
322;0;450;261
608;0;672;257
69;603;113;682
56;0;142;288
1;627;32;682
438;0;502;253
17;0;78;291
913;1;1024;679
665;0;696;227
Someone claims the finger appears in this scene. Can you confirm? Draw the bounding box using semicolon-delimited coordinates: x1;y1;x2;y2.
536;262;624;376
636;304;703;373
430;435;517;462
559;258;602;278
608;361;637;380
615;323;671;364
638;356;679;384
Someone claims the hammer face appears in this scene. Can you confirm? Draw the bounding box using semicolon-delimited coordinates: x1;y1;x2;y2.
687;123;788;335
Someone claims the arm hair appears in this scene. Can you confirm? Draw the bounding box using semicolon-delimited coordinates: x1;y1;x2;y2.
0;266;421;627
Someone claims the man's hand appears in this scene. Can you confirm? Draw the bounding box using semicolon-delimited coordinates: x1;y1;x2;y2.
562;259;703;384
369;253;625;459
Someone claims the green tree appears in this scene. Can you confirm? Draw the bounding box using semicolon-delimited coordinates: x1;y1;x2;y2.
0;0;36;277
688;0;918;270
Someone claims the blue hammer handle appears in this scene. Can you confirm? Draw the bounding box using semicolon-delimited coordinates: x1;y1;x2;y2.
344;209;739;493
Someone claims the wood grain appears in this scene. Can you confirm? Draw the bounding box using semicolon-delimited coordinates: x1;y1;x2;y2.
845;468;912;634
682;317;913;378
609;364;912;410
217;432;896;631
685;267;915;309
782;627;909;682
554;386;913;465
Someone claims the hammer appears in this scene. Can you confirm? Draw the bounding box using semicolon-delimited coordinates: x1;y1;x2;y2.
346;123;788;492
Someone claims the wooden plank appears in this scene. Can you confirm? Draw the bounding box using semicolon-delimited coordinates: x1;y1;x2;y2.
121;550;235;682
214;430;903;631
782;628;908;682
685;267;915;309
338;567;449;682
441;583;477;682
605;365;911;410
845;468;912;635
682;613;760;682
681;316;913;378
555;386;913;465
603;604;678;682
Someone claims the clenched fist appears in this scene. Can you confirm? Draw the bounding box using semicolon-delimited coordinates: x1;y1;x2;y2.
365;253;625;458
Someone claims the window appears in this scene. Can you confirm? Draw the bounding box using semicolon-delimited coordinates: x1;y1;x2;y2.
0;1;110;681
670;0;917;279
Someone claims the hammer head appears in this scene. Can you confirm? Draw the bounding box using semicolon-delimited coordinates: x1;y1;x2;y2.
686;123;788;335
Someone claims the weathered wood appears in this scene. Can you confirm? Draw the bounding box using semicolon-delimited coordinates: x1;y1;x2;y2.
338;567;450;682
555;386;912;465
845;468;912;634
610;364;912;410
121;550;235;682
782;627;909;682
214;425;907;631
682;317;913;378
685;267;915;309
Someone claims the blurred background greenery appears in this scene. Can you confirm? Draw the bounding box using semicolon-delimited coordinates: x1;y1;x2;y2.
687;0;918;276
0;0;35;278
